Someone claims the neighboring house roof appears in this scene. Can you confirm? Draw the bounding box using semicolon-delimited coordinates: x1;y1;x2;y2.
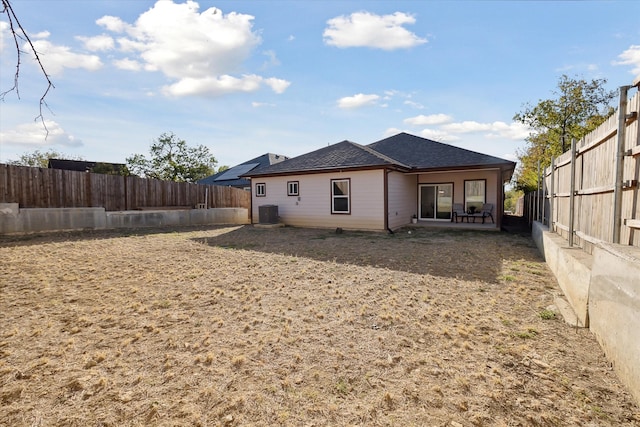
197;153;289;187
244;133;515;178
48;159;126;173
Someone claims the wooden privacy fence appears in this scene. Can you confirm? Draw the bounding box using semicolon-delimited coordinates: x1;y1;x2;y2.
526;79;640;252
0;164;251;212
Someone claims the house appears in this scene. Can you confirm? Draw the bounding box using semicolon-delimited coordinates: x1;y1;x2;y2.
243;132;516;231
197;153;289;190
48;159;128;175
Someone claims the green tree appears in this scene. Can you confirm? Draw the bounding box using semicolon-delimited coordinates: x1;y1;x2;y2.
126;132;217;182
7;149;83;168
513;75;616;191
91;162;130;176
504;188;523;214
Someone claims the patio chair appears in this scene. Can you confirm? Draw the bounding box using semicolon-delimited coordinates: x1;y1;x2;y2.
479;203;494;224
452;203;468;223
468;203;494;223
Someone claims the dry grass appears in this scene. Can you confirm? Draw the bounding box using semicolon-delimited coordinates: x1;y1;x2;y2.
0;225;638;426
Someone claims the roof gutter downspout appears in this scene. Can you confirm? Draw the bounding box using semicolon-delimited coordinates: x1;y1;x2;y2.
384;168;393;234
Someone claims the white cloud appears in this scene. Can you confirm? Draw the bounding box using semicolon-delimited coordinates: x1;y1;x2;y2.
613;45;640;75
441;121;530;140
163;74;290;97
33;31;51;39
76;34;115;51
337;93;380;109
0;21;8;53
264;77;291;94
403;100;424;109
29;38;103;76
404;113;453;126
94;1;289;97
113;57;143;71
418;128;459;142
1;25;100;75
252;101;275;108
503;153;518;163
262;50;280;68
0;120;83;147
323;11;427;50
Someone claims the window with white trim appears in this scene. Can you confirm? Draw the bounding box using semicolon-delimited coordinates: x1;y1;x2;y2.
464;179;485;213
331;178;350;214
287;181;299;196
255;183;266;197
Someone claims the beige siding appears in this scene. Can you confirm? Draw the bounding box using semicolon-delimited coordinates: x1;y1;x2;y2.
251;170;386;230
387;171;417;230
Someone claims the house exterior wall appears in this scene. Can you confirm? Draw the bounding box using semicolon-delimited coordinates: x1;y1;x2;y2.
251;170;386;231
418;168;501;209
387;171;417;230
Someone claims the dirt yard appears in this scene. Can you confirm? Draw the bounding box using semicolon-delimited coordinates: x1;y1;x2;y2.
1;224;638;426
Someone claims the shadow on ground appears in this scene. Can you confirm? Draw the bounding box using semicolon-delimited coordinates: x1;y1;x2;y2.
196;220;542;284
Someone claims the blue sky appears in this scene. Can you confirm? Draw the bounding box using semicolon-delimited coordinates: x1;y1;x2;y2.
1;1;639;170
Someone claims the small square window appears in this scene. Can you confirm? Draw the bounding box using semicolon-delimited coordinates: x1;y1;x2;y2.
287;181;299;196
255;183;266;197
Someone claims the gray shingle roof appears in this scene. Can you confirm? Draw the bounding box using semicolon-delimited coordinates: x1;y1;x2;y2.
244;133;515;178
367;133;514;170
243;140;407;177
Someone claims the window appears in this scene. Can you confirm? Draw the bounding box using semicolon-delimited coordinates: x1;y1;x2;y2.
331;178;350;214
255;183;266;197
464;179;485;213
287;181;299;196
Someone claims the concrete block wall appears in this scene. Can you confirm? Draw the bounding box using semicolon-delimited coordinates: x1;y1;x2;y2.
590;243;640;407
0;203;249;234
533;221;640;406
532;222;591;326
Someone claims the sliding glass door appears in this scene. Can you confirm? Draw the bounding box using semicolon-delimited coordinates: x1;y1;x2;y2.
419;184;452;220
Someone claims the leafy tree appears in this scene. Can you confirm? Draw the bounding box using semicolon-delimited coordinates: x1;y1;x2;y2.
513;75;616;191
126;132;217;182
504;188;523;213
91;162;130;176
7;149;83;168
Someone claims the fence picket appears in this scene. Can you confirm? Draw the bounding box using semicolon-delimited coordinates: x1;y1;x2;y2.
0;165;250;213
523;87;640;252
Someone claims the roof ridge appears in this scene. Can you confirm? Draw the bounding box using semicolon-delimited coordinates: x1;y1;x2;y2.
348;141;412;169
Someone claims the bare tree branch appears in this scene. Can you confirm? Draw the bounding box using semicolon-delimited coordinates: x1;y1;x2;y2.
1;0;55;135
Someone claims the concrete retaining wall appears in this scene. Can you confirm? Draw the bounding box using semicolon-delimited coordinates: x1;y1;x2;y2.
532;222;591;326
533;221;640;406
0;203;249;234
590;243;640;407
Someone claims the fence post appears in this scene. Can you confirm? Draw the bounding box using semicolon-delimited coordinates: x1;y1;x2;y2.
541;164;547;225
613;84;632;244
569;139;576;247
535;160;540;222
549;156;555;231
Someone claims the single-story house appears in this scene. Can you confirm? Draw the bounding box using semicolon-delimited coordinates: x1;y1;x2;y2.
197;153;289;190
243;132;516;231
